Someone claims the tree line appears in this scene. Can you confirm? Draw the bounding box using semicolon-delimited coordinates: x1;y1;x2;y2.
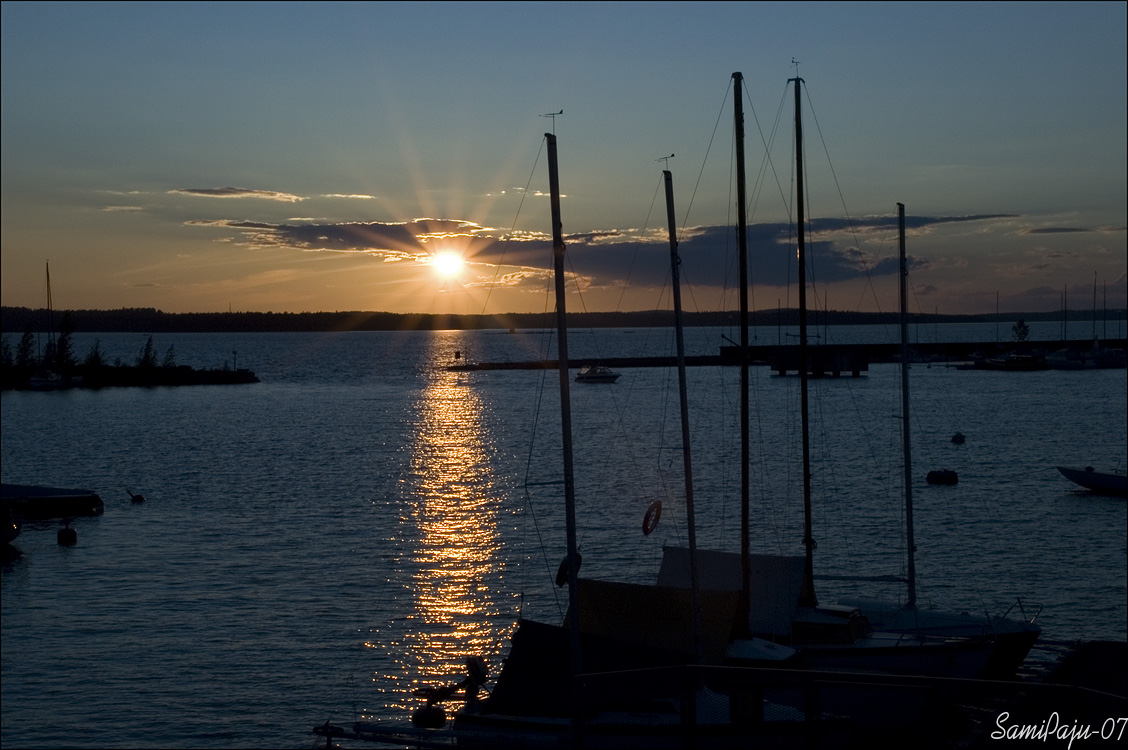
0;311;185;389
4;305;1123;335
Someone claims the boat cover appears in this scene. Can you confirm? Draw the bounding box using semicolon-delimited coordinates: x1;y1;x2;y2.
657;547;805;638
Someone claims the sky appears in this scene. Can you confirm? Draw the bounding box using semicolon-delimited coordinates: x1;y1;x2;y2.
2;1;1125;318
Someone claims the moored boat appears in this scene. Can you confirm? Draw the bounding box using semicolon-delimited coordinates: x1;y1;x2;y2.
1;483;104;519
574;365;620;383
1056;466;1127;497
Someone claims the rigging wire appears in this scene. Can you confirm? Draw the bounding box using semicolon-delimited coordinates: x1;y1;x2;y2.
522;266;569;622
561;173;681;574
476;138;546;316
801;81;890;322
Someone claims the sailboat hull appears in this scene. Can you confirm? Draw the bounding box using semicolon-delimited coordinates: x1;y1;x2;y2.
797;633;992;679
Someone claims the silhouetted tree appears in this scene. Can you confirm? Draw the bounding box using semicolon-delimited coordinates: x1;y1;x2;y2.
0;335;12;369
137;336;157;368
16;331;35;370
84;339;105;368
55;312;76;374
162;344;176;368
1012;319;1030;342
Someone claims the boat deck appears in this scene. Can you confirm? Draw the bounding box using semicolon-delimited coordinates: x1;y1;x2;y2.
1;483;105;519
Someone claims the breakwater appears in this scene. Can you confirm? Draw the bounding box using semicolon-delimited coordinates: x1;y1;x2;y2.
449;338;1127;374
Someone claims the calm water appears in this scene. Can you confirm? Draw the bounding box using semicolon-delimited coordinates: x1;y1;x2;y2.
2;327;1126;749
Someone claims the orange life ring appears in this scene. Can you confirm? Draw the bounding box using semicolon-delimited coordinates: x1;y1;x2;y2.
642;500;662;535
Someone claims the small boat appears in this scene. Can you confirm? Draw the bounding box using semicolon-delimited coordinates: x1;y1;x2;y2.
978;352;1048;371
1;484;104;519
574;365;620;383
1056;466;1127;497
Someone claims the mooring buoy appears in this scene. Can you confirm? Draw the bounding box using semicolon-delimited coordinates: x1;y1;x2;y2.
927;469;959;485
57;522;77;546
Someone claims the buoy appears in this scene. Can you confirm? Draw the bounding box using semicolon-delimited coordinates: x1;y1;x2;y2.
951;433;966;445
642;500;662;535
125;487;146;503
58;522;77;546
927;469;959;485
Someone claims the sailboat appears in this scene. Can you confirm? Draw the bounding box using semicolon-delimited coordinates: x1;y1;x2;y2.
659;75;1029;680
834;204;1041;678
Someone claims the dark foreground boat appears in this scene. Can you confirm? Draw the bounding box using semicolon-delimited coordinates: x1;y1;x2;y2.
1056;466;1128;497
1;483;105;519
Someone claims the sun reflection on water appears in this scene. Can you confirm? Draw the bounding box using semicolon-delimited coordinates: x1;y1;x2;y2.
373;342;511;714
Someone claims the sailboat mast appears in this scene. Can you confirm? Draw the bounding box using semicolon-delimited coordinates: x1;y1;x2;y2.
732;71;752;634
791;76;817;608
546;133;583;675
664;170;704;663
898;203;917;608
46;261;56;347
1092;272;1098;346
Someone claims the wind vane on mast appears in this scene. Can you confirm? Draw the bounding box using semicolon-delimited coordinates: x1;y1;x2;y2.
539;109;563;133
655;153;674;168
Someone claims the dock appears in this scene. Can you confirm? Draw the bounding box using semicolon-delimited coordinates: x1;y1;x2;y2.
448;338;1127;376
1;484;104;519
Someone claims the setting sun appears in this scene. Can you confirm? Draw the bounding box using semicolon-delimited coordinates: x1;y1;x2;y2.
431;252;464;280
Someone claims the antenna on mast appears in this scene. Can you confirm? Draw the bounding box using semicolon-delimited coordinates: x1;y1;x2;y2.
540;109;563;133
791;57;801;78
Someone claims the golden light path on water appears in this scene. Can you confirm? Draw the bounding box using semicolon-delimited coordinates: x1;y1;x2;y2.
373;334;510;715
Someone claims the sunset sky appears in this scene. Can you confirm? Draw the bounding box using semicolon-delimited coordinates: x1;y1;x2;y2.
2;2;1125;317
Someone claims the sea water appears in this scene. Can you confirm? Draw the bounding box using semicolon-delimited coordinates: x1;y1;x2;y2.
2;327;1125;748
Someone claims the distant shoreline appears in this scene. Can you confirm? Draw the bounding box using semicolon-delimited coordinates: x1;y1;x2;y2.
3;306;1125;334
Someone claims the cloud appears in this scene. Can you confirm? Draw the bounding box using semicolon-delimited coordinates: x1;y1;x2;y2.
322;193;377;200
1020;226;1091;235
1018;224;1126;235
197;217;504;265
478;213;992;291
102;205;143;212
193;211;1016;297
171;187;305;202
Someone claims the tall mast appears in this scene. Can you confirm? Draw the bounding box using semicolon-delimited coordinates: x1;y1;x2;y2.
898;203;917;608
664;169;704;662
46;261;56;346
791;76;817;608
1092;272;1098;346
732;71;752;634
546;133;582;675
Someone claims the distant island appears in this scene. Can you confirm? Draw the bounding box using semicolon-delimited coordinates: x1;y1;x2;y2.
0;319;258;391
3;305;1125;334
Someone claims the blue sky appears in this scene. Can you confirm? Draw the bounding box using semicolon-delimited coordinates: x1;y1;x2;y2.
2;1;1125;316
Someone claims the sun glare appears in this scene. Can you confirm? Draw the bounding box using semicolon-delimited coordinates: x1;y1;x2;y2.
431;252;464;279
